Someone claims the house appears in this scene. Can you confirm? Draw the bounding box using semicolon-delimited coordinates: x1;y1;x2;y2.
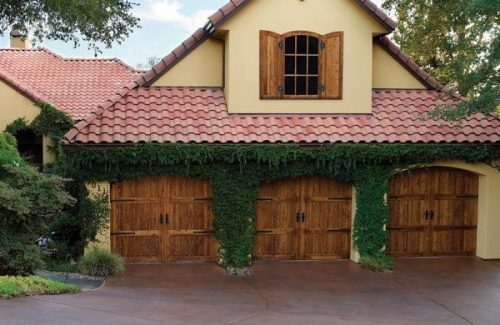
0;29;140;164
3;0;500;268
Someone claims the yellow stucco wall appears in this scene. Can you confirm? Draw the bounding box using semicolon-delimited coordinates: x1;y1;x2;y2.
372;43;427;89
42;137;56;164
429;161;500;259
0;80;39;131
152;38;224;87
0;80;56;164
84;181;112;254
219;0;388;114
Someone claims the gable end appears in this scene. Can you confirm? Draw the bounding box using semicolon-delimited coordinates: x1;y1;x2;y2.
375;36;445;91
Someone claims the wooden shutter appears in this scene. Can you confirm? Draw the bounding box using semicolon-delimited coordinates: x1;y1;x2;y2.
320;32;343;99
260;30;284;99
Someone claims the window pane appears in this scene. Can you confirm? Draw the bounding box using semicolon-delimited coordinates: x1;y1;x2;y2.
296;77;307;95
297;56;307;74
297;35;307;54
285;77;295;95
309;37;319;54
285;56;295;74
285;36;295;54
308;56;318;74
308;77;318;95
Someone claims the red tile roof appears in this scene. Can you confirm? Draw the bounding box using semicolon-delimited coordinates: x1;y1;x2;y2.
65;88;500;145
0;48;141;120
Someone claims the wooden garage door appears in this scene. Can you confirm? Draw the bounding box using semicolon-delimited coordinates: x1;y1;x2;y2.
388;168;478;257
111;177;216;263
254;176;352;260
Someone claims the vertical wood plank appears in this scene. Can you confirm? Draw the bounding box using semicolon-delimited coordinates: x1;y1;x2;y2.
254;178;301;260
301;176;352;260
166;177;215;261
320;32;343;99
110;177;163;263
260;30;284;99
388;168;478;257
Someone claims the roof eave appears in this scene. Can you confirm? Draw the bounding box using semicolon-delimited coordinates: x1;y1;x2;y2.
355;0;397;32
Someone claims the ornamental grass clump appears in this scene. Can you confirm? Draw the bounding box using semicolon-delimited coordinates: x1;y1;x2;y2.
78;249;125;277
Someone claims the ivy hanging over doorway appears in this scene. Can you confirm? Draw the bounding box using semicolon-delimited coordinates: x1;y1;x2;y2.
56;143;500;271
4;102;74;160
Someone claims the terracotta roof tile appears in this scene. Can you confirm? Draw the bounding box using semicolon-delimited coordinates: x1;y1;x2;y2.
355;0;397;30
65;88;500;145
62;0;454;145
0;48;141;120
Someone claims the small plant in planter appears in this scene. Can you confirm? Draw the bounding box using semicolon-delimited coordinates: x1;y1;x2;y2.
78;249;125;277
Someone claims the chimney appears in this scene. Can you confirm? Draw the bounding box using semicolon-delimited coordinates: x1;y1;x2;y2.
10;25;30;49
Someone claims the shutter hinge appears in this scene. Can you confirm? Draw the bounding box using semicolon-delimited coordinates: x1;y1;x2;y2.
278;41;284;49
320;42;326;49
320;84;326;92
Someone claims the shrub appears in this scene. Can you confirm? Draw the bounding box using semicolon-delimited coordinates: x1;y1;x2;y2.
0;276;79;298
0;134;74;275
4;118;29;136
0;237;45;276
49;185;110;257
78;249;125;277
43;259;78;273
0;133;23;166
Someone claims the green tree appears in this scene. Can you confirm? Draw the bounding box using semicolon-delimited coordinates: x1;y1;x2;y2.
0;0;140;53
0;133;74;275
383;0;499;119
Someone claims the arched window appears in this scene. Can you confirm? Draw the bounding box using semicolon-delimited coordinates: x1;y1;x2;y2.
284;34;320;96
260;31;343;100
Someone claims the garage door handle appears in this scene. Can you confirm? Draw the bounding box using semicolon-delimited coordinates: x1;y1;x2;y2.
301;212;306;223
159;214;170;224
296;212;301;223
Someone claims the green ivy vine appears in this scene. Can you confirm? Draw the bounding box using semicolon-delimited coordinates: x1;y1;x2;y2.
4;102;73;159
55;143;500;270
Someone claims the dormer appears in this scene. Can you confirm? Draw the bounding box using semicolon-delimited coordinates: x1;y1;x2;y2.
149;0;430;114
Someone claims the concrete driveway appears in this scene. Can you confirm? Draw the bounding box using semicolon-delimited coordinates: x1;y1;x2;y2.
1;258;500;324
